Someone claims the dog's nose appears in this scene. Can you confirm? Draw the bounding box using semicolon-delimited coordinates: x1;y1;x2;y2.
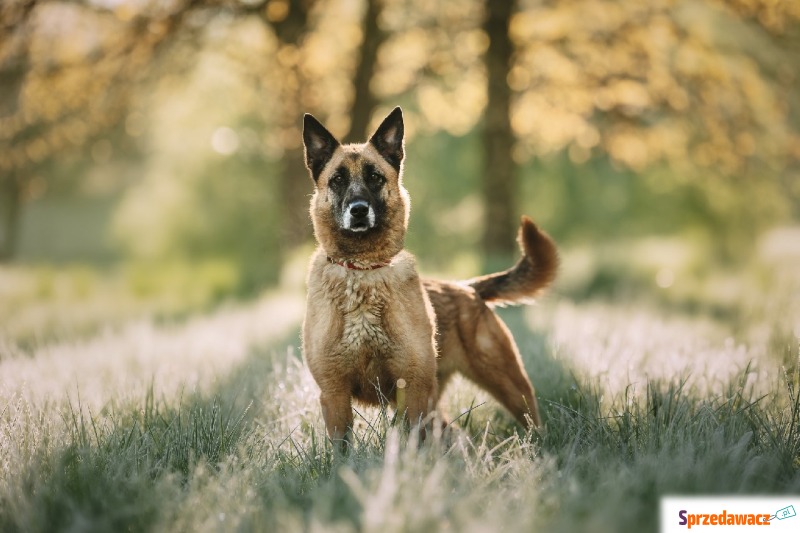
349;201;369;218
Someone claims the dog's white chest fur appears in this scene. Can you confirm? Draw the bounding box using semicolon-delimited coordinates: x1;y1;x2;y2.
339;275;392;353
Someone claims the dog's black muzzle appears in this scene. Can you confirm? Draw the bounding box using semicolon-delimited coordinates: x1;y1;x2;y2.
343;198;373;232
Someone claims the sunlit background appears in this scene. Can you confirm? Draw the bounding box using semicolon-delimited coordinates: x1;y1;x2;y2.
3;0;800;389
2;0;799;391
2;1;800;530
3;0;799;296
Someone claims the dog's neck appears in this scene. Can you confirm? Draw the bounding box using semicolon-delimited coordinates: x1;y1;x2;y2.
327;256;392;271
315;225;406;268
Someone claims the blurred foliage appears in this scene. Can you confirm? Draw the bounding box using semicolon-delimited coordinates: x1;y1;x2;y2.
1;0;799;295
508;0;800;175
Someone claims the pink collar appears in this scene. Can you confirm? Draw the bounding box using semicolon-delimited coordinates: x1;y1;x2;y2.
327;257;390;270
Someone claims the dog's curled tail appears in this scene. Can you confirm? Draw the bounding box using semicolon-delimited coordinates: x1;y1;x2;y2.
467;216;558;306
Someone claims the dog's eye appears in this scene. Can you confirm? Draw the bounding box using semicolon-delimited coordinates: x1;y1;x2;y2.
329;174;343;186
368;172;384;185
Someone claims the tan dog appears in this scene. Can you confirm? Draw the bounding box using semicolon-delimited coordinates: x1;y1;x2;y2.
301;107;558;446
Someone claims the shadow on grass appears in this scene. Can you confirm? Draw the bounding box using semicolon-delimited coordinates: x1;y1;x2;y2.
494;307;586;418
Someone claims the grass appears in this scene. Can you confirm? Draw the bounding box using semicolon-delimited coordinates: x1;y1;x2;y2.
0;260;242;351
0;252;799;532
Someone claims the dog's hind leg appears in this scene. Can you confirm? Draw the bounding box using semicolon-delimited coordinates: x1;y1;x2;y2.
464;310;542;429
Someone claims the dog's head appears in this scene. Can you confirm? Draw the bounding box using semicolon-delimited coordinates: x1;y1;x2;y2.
303;107;410;263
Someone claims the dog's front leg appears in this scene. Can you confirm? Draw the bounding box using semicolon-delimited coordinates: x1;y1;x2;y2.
320;391;353;452
400;378;438;443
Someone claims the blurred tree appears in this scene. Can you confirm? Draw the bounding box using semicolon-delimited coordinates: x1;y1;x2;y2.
111;0;391;290
0;0;34;260
482;0;517;267
254;0;317;248
506;0;800;255
345;0;386;142
372;0;800;264
221;0;387;251
0;0;204;261
1;0;389;265
720;0;800;219
2;0;799;274
259;0;389;246
509;0;800;177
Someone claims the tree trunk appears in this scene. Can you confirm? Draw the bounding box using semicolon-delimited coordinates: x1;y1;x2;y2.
268;2;315;250
279;142;314;249
345;0;385;143
482;0;517;271
0;18;30;263
274;0;387;250
0;175;21;262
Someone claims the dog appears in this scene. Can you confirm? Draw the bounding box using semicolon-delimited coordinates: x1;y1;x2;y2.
301;107;558;446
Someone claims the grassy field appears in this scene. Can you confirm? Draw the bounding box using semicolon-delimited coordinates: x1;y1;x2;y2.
1;242;799;532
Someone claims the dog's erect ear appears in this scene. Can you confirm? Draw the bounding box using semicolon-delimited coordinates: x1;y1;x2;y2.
303;114;340;181
368;107;404;171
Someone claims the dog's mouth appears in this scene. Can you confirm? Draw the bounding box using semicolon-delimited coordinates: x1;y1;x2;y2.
341;221;375;234
348;221;370;232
